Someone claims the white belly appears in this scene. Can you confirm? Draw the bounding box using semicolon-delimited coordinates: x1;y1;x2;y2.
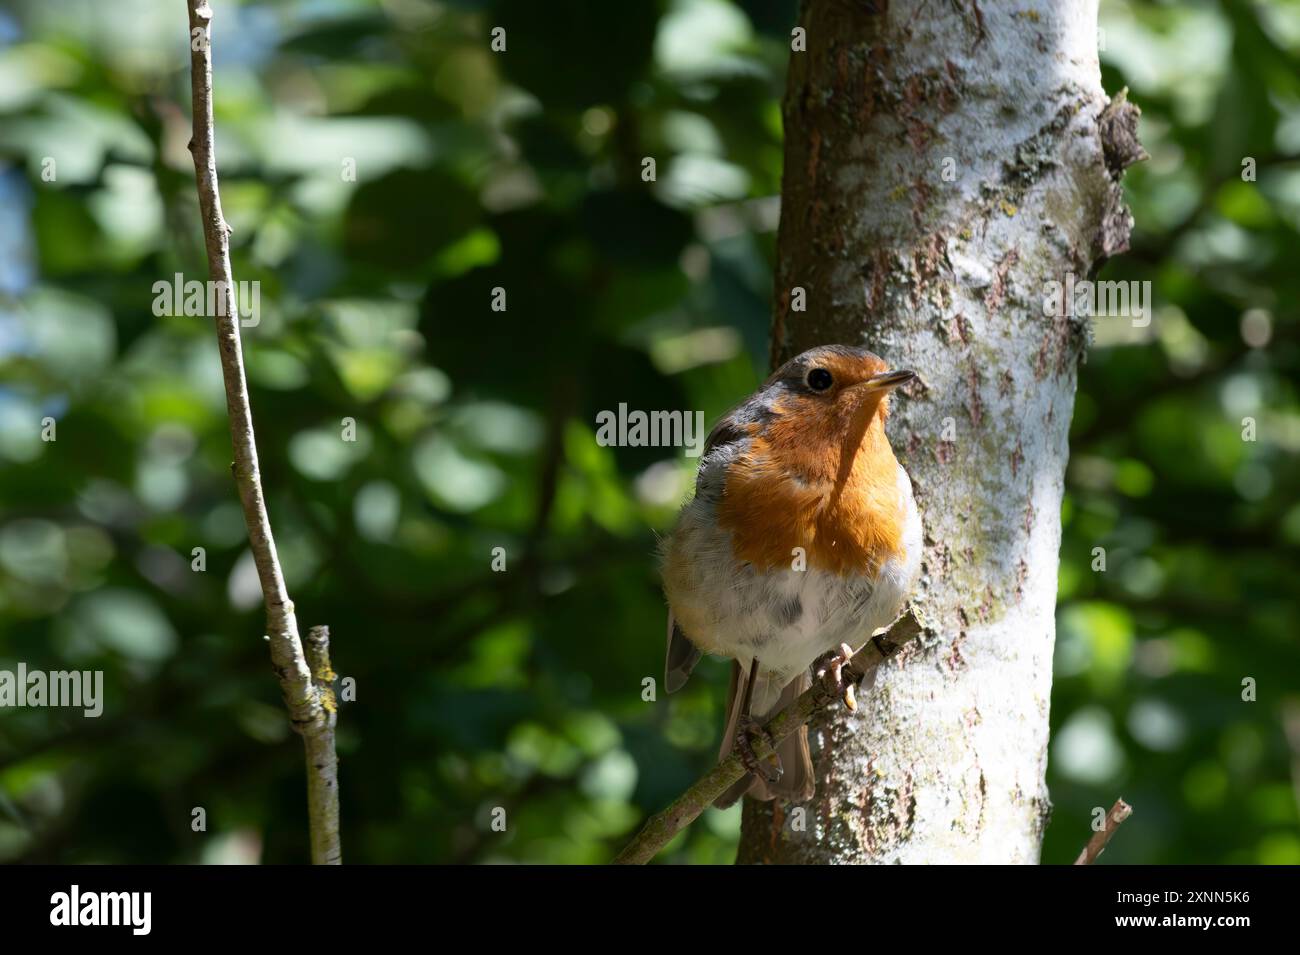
665;465;922;713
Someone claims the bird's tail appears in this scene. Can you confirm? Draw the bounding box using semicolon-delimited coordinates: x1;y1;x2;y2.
713;665;814;809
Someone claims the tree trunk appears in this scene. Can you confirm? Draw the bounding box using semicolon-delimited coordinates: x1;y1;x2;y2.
738;0;1141;864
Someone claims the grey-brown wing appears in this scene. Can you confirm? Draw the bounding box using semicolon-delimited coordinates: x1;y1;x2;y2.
662;396;771;693
664;614;703;694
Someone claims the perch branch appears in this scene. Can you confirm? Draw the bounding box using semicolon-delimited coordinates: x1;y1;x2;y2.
303;626;341;864
613;608;929;865
1073;798;1132;865
184;0;340;864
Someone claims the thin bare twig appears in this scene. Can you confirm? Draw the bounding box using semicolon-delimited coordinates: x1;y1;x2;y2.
184;0;340;864
302;626;341;863
613;608;929;865
1074;798;1132;865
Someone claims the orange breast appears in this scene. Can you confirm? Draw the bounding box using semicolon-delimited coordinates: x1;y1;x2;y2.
717;408;905;577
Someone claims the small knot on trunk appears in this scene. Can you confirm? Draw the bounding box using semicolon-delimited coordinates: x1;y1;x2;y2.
1098;88;1148;179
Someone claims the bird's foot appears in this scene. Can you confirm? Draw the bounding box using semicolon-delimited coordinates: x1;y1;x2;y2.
734;715;782;783
815;642;862;711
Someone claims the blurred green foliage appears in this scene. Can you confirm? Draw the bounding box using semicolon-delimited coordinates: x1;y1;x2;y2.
0;0;1296;864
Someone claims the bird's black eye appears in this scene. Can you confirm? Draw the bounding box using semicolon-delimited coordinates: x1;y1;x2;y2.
807;368;833;391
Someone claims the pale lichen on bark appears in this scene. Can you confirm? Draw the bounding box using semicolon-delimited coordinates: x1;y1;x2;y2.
742;0;1142;864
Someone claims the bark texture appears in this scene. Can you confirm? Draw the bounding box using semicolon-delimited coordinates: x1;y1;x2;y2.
739;0;1140;864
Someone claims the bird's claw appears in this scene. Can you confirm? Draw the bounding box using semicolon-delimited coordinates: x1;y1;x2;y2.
815;642;861;711
734;715;783;783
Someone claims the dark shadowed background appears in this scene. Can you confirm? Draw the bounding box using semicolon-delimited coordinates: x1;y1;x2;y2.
0;0;1296;863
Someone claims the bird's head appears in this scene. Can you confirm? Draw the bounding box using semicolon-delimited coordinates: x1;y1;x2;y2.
764;345;914;449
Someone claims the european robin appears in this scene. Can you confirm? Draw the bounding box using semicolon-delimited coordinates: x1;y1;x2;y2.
661;345;922;806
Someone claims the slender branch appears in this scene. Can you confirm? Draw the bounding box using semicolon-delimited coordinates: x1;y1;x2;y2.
183;0;340;864
302;626;341;864
1073;798;1132;865
613;608;930;865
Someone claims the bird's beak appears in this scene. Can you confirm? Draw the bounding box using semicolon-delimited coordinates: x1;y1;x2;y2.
849;369;916;393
